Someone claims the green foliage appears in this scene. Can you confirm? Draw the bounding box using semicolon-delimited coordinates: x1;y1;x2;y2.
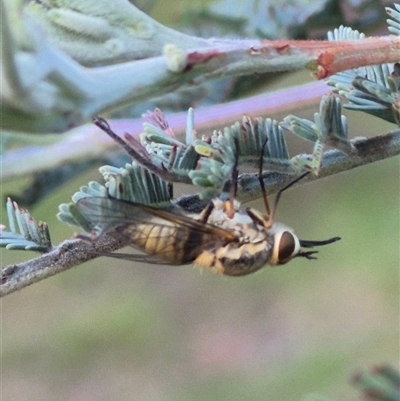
0;198;52;253
326;25;400;124
352;365;400;401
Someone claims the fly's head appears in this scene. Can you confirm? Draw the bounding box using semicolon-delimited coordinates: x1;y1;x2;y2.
245;206;340;267
267;222;302;265
266;222;338;266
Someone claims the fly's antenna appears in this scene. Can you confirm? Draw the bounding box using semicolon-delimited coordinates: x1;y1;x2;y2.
251;138;309;229
259;137;271;217
269;171;309;225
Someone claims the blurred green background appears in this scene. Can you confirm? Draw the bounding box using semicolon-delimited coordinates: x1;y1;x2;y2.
1;1;399;400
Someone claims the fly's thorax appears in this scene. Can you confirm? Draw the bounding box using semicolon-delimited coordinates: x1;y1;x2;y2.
193;217;274;276
194;236;273;276
193;219;303;275
203;199;303;267
192;199;276;275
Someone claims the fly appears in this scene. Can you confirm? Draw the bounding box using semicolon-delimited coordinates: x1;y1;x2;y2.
75;118;340;276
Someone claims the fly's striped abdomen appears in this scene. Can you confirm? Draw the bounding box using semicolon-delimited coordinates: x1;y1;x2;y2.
118;218;211;264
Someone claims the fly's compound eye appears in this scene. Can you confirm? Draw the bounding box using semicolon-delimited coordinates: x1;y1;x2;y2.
271;230;301;265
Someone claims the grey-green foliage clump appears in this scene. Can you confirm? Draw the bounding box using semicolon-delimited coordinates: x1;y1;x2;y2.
57;163;172;232
0;198;52;253
57;89;357;236
326;25;400;125
57;109;295;232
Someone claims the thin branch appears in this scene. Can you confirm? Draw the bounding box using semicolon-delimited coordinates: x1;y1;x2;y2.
236;129;400;203
1;129;399;297
0;235;129;296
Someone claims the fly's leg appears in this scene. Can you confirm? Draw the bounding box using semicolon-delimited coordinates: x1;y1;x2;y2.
197;202;215;224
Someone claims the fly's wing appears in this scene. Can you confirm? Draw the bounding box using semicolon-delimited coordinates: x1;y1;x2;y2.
75;197;237;265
